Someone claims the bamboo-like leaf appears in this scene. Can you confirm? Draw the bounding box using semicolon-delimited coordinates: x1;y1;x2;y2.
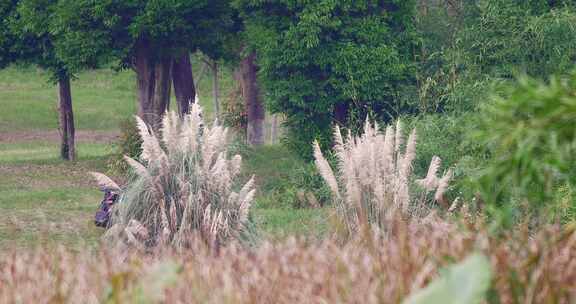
403;253;492;304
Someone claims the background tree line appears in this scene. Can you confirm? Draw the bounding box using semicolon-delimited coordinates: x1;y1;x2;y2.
1;0;576;164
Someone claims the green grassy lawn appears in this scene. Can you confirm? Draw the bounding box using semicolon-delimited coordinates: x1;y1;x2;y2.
0;143;108;249
0;66;135;132
0;55;233;132
0;63;322;248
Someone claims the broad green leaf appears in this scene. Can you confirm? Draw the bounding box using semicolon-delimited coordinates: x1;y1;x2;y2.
403;253;492;304
132;260;182;304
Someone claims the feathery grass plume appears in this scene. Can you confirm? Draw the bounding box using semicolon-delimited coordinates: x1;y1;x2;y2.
434;169;453;204
314;119;453;236
123;156;150;179
313;140;340;199
180;103;203;154
89;172;120;192
417;156;441;191
92;105;255;250
134;116;166;166
400;129;417;179
416;156;454;207
161;110;180;156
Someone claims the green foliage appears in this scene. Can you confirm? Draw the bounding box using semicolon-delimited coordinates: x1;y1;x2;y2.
413;1;576;114
456;0;576;78
256;163;332;209
475;73;576;210
242;145;330;209
236;0;418;157
52;0;236;71
403;253;492;304
103;260;181;304
221;88;247;137
3;0;70;80
548;183;576;224
0;0;18;68
404;113;485;201
108;118;142;174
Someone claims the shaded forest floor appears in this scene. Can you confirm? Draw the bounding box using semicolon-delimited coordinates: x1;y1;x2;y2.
0;65;325;249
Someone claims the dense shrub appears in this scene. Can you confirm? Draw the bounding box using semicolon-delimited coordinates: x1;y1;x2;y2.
239;145;331;209
222;82;247;137
412;1;576;115
455;1;576;79
475;73;576;222
404;113;486;201
256;163;332;209
108;118;142;174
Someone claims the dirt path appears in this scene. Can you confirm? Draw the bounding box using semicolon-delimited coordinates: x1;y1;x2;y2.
0;130;119;144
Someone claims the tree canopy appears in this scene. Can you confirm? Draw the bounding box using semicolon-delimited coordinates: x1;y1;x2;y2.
235;0;418;155
52;0;235;72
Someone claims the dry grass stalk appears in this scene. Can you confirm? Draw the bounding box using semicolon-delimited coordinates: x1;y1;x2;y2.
89;172;120;192
1;223;574;303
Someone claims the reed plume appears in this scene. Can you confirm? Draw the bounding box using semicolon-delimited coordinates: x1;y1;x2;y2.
91;103;255;249
314;119;453;235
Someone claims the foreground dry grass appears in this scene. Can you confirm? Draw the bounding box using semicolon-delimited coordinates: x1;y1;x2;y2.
1;219;574;304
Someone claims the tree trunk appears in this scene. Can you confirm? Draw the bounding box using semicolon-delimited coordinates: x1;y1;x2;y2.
152;57;172;129
334;102;348;126
194;61;208;89
240;52;265;146
172;53;196;116
58;76;75;161
134;38;156;127
270;114;278;144
212;61;220;120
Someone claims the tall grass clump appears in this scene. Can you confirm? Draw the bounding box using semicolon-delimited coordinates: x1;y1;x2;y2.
2;222;574;303
314;120;453;236
91;104;255;249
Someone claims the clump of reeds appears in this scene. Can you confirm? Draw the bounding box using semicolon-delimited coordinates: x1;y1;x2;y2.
313;120;453;235
1;222;574;303
91;104;255;249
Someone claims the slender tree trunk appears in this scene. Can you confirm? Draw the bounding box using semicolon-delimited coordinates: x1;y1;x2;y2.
212;61;220;119
240;52;265;146
58;76;75;161
172;53;196;115
194;61;208;89
270;114;278;144
134;38;156;127
152;57;172;129
334;102;348;126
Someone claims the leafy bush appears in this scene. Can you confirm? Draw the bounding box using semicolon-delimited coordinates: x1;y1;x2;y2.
404;113;486;202
455;1;576;79
475;73;576;217
239;145;331;209
287;164;332;208
412;1;576;115
92;105;256;249
108;118;142;174
222;83;247;137
256;163;332;209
